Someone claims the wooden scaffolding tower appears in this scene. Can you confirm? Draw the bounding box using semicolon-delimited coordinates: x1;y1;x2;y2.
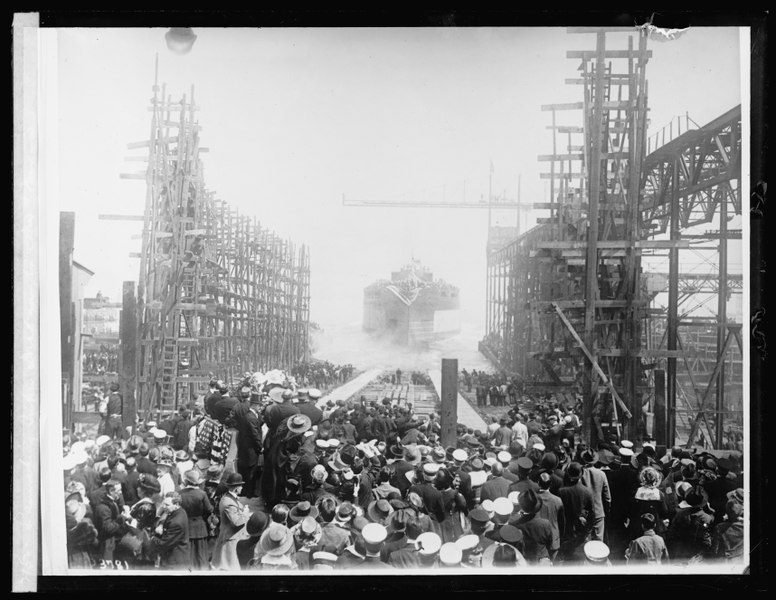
482;27;742;448
128;73;311;417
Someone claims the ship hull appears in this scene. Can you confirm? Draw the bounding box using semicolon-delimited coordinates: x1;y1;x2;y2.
363;286;461;345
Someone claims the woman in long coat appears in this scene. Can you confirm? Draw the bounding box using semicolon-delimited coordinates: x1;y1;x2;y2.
211;472;251;570
432;468;468;543
627;466;670;542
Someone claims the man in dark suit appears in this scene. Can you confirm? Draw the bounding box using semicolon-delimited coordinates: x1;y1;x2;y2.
149;491;191;570
296;389;323;426
479;462;512;503
229;388;263;498
409;463;446;524
105;383;124;440
557;462;594;561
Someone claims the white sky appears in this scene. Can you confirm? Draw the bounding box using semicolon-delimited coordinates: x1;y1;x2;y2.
53;26;744;330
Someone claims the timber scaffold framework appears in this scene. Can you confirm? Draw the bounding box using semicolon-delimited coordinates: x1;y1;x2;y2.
124;75;311;416
481;27;742;450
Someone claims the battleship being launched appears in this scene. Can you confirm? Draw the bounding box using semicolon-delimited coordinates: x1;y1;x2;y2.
363;261;461;345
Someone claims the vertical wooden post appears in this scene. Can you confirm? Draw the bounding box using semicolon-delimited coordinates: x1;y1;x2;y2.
440;359;458;449
582;32;606;446
715;194;728;448
653;368;666;446
667;159;680;447
59;212;75;427
120;281;138;434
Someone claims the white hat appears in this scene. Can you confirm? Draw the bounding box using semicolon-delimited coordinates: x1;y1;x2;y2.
455;534;479;552
146;421;157;429
96;435;111;447
497;451;511;464
480;499;495;517
493;497;513;517
439;542;463;566
342;468;355;481
484;457;497;468
70;441;86;455
327;439;340;449
533;442;546;452
417;532;442;555
361;523;388;546
152;429;167;440
620;440;634;449
264;369;285;386
63;454;78;471
452;449;468;462
311;551;338;569
71;450;89;466
643;440;656;450
619;447;634;457
308;389;322;400
469;471;487;487
315;439;328;449
422;462;441;476
507;491;520;506
584;540;610;562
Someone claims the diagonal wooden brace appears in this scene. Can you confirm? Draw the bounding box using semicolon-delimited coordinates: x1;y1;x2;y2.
552;302;633;420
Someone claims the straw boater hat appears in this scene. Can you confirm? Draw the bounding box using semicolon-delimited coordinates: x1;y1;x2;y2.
287;414;312;435
268;387;286;403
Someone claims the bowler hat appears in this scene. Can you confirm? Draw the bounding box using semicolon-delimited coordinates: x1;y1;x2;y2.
223;472;245;487
289;501;319;524
246;511;269;536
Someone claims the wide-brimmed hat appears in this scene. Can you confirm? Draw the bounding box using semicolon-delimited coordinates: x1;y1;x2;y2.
431;447;447;463
259;526;294;556
287;414;312;435
597;449;616;466
289;500;319;524
175;450;190;462
268;387;286;403
96;435;111;447
518;489;543;514
183;470;203;486
403;446;421;465
367;499;395;524
223;472;245;488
